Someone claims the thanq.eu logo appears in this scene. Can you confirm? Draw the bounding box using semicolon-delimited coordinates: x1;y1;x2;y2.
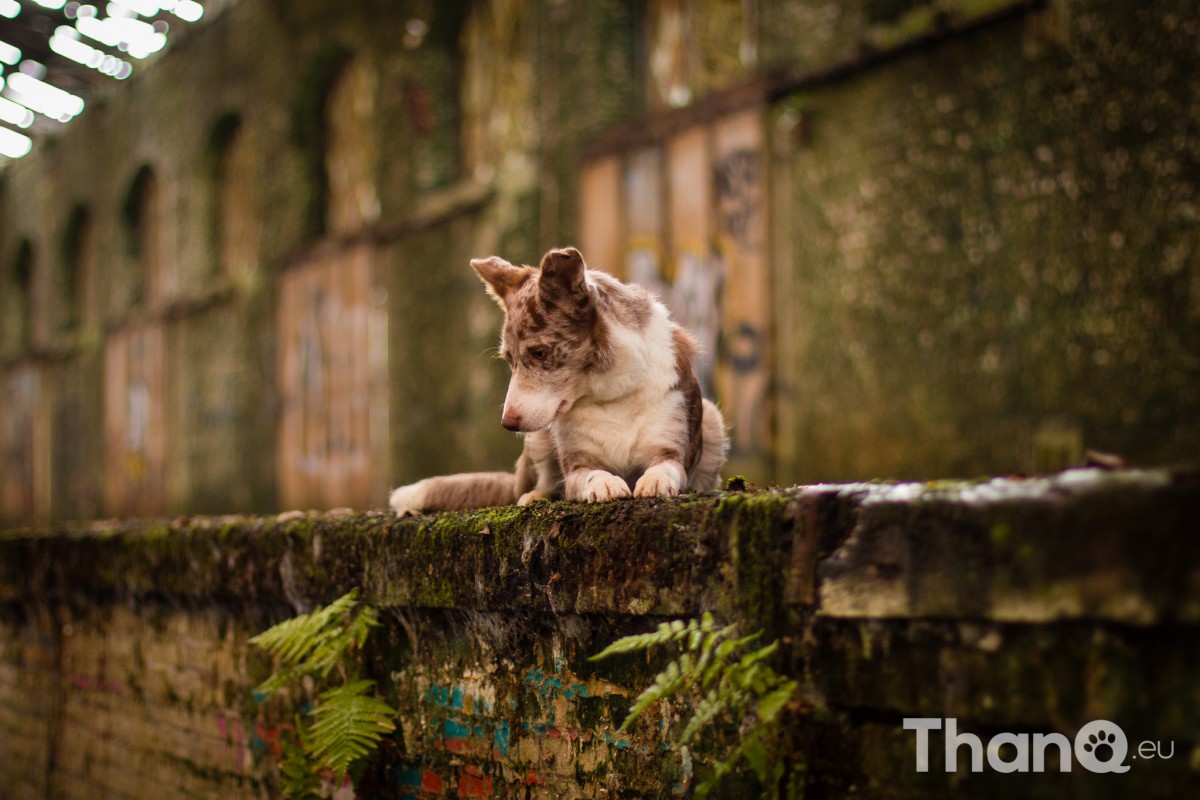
904;718;1175;774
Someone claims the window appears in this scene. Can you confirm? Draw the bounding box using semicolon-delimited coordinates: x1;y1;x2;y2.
8;239;33;350
324;58;379;235
123;165;162;307
60;204;93;334
210;115;261;284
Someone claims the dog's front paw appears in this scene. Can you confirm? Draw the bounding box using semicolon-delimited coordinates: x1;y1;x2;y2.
389;480;428;516
518;489;551;506
634;463;684;498
583;470;631;503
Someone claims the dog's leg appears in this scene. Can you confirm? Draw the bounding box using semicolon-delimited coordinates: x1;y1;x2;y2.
561;452;630;502
634;460;685;497
687;399;729;491
516;430;562;505
566;469;632;502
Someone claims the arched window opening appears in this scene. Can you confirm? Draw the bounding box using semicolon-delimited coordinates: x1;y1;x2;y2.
122;166;162;308
210;116;261;285
9;239;34;351
60;205;93;334
324;57;379;236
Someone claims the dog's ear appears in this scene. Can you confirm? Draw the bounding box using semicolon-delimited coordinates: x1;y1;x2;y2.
538;247;589;311
471;256;533;307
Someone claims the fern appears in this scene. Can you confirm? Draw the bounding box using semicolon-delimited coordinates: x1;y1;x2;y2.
250;590;397;795
249;590;378;696
278;736;322;800
592;615;798;798
309;680;397;777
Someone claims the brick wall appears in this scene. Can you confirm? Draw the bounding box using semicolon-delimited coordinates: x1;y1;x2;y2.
1;468;1196;798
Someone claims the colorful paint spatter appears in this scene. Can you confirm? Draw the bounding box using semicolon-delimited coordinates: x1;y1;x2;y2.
458;764;493;798
393;765;422;800
423;682;510;758
400;668;640;795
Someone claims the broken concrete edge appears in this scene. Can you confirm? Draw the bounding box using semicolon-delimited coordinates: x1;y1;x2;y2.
1;467;1196;627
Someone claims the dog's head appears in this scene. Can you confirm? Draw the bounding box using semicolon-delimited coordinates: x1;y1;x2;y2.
471;247;605;432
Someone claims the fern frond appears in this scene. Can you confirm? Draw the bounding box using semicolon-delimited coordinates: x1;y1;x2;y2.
756;681;797;724
677;686;725;745
279;735;322;800
250;591;381;697
307;679;397;778
250;590;360;664
594;616;797;798
619;656;686;730
591;617;698;660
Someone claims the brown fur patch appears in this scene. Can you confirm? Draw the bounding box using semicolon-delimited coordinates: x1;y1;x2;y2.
472;257;534;306
560;450;611;476
420;472;516;510
671;327;705;474
590;271;653;329
500;264;611;373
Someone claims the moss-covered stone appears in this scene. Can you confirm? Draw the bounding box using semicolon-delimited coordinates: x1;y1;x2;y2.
2;468;1197;798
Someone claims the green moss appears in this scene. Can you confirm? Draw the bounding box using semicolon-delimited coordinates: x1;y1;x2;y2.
714;492;794;638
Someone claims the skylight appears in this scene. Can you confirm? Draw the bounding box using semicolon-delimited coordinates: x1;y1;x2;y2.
0;0;210;161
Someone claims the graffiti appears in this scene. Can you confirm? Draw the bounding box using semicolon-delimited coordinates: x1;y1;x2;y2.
278;246;376;508
392;662;640;798
727;320;763;374
713;148;761;248
668;248;722;397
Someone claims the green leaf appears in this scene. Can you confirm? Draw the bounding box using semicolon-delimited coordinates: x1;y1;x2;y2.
756;682;796;723
279;733;322;800
250;590;379;697
307;680;397;779
741;732;769;781
250;590;359;664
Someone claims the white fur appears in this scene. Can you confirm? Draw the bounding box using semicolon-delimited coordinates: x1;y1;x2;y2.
388;479;428;516
552;302;692;492
634;462;684;497
573;469;632;502
503;378;567;432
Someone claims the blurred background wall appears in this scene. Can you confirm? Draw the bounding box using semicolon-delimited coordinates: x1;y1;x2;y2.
0;0;1197;522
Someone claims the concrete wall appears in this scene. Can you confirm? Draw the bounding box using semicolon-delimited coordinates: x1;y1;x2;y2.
770;0;1200;482
1;468;1196;798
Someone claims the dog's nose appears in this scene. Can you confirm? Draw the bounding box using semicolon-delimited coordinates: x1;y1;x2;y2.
501;411;522;431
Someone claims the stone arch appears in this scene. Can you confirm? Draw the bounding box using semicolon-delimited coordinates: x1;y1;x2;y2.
122;165;162;308
207;113;261;286
7;239;34;351
60;204;93;333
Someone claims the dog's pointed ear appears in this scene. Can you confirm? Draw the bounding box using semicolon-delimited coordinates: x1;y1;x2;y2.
471;256;533;307
538;247;589;310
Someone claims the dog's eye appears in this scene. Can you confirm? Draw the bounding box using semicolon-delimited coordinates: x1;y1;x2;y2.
528;347;548;362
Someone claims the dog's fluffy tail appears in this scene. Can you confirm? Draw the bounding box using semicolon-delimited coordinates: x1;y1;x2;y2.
389;472;516;516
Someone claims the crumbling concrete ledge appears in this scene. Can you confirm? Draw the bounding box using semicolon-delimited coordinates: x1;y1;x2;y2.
1;468;1197;798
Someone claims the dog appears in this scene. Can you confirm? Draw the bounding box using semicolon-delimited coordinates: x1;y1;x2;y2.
388;246;728;515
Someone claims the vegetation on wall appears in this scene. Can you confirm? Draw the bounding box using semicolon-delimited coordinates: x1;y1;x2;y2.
249;590;396;798
591;613;800;798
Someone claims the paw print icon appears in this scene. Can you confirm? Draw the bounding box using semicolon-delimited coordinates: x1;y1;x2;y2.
1075;720;1131;773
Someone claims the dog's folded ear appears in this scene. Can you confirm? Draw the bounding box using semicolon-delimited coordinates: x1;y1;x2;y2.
471;256;534;307
538;247;590;311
